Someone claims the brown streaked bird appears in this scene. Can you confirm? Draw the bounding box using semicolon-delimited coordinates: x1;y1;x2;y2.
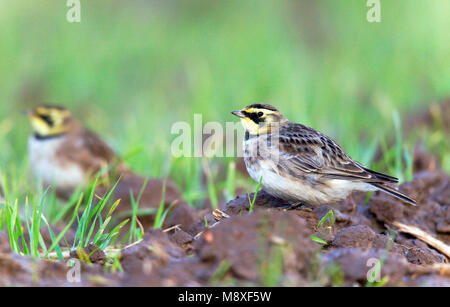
232;103;416;207
26;105;188;230
26;105;128;198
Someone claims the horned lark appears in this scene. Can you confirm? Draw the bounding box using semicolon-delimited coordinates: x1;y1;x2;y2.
232;104;416;206
26;105;127;198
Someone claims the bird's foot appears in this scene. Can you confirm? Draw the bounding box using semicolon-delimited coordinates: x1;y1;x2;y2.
271;201;308;211
287;202;305;210
281;202;305;210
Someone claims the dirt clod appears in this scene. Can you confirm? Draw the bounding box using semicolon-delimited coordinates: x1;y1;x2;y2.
194;210;317;283
170;230;194;253
370;170;450;245
70;244;107;264
322;248;409;286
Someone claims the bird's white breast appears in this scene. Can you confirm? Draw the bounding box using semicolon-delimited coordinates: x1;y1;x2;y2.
28;136;85;190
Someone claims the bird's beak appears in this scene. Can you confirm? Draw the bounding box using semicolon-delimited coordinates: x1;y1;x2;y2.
231;110;245;118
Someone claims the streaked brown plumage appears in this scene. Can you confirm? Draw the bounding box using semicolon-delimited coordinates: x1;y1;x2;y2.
232;103;416;206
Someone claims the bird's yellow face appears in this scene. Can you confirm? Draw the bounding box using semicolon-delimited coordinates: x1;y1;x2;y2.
232;104;285;135
26;106;73;137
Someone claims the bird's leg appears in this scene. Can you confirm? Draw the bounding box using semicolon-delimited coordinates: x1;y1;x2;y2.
271;201;305;211
273;203;293;210
288;202;304;210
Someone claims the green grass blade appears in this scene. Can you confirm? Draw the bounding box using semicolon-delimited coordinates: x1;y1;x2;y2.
153;181;166;229
249;176;263;213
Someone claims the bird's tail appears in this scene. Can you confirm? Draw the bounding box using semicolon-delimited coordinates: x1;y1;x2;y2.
371;183;417;206
364;167;399;183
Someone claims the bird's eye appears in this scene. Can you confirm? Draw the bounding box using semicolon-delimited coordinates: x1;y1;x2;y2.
39;114;54;127
257;112;264;117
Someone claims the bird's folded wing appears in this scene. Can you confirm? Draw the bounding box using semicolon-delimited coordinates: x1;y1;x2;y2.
278;135;383;182
57;129;117;174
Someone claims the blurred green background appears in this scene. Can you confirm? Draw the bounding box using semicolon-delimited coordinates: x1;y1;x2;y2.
0;0;448;204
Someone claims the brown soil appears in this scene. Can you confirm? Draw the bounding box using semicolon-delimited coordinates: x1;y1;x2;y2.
0;158;449;286
0;251;111;287
404;99;450;134
0;232;11;254
194;211;316;283
70;244;107;265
